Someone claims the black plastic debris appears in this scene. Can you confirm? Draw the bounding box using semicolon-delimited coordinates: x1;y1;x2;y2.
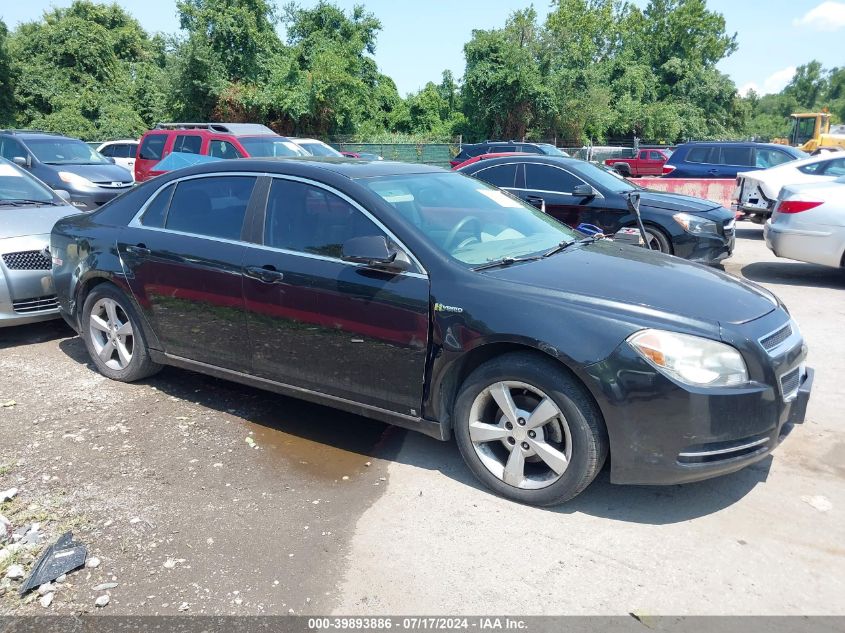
18;531;87;596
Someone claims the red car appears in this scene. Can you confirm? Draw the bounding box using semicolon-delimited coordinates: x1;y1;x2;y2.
451;152;531;170
604;148;672;178
134;123;306;182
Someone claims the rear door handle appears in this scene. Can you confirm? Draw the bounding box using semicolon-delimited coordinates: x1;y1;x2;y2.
245;265;284;283
125;244;151;256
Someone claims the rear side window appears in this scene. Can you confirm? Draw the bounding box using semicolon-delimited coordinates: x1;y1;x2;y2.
99;145;115;157
649;151;663;160
685;146;716;164
139;134;166;161
720;146;754;166
755;148;793;169
525;164;582;193
173;135;202;155
518;145;543;154
472;164;518;188
140;183;175;228
264;179;385;258
165;176;256;240
823;157;845;176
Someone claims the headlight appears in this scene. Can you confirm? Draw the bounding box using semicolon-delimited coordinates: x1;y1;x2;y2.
673;212;717;234
58;171;95;188
628;329;748;387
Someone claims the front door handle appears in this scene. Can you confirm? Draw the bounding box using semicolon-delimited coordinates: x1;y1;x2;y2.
125;243;151;256
245;265;284;284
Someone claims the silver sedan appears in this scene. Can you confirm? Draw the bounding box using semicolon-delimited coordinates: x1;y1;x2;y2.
0;159;80;327
764;176;845;268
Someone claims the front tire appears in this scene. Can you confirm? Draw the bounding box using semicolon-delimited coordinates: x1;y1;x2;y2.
643;226;672;253
453;353;608;506
81;284;161;382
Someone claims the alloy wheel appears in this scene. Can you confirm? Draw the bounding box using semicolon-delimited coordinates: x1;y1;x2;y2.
468;381;572;490
88;297;134;371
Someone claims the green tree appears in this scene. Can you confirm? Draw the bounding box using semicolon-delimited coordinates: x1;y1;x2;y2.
0;20;14;126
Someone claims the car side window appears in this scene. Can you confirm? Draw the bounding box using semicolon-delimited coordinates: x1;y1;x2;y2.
99;145;115;157
755;148;793;168
264;179;386;259
649;151;663;160
0;138;25;161
472;164;518;188
720;146;754;166
139;134;166;161
209;141;243;159
525;164;582;193
520;145;543;154
685;147;714;164
165;176;256;240
798;161;825;175
140;183;175;228
639;151;649;159
822;158;845;176
173;135;203;155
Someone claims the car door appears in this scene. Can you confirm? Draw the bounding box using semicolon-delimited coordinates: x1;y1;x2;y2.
241;176;430;416
647;151;664;176
519;163;607;230
118;173;259;372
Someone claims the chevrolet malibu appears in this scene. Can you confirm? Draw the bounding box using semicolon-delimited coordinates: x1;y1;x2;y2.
51;159;813;505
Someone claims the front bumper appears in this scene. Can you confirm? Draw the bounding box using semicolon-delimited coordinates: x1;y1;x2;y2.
0;234;60;327
673;229;735;265
584;315;810;485
67;186;131;211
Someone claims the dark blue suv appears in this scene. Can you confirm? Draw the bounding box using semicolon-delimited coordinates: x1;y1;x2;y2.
662;142;807;178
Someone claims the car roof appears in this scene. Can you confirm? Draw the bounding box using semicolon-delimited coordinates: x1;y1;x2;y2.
162;157;446;179
0;131;81;141
677;141;796;149
457;155;580;169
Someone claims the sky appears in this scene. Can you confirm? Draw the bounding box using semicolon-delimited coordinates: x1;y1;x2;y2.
1;0;843;97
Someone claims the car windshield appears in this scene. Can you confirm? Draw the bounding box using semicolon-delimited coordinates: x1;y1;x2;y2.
26;138;110;165
299;141;343;157
0;159;55;204
576;161;638;193
360;172;579;266
239;137;308;158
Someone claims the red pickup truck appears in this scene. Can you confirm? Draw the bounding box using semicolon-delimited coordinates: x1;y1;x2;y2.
604;149;672;177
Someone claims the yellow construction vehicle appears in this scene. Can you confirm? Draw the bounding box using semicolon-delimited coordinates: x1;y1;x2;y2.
775;109;845;153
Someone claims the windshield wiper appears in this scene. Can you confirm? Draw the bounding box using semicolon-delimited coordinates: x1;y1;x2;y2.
1;198;57;206
473;255;541;271
542;235;605;259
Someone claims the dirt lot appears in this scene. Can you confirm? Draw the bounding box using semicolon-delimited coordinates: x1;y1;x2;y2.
1;222;844;615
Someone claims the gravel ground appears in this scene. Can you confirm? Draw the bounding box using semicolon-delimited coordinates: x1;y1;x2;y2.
1;221;843;615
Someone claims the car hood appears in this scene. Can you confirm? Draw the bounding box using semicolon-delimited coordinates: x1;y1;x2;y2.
0;204;80;239
54;163;133;183
637;189;722;213
482;241;777;326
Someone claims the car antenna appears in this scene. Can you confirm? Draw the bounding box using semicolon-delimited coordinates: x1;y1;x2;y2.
626;191;652;250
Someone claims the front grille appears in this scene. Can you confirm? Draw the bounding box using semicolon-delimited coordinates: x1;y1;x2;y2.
12;295;58;314
760;323;792;351
780;367;801;400
93;181;132;189
2;250;51;271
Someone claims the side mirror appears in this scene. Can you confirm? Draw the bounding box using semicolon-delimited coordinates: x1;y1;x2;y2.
13;156;30;168
573;183;598;197
341;235;410;271
107;157;116;164
54;189;72;203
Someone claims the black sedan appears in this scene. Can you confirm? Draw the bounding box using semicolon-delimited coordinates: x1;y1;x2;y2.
458;155;735;263
51;158;811;506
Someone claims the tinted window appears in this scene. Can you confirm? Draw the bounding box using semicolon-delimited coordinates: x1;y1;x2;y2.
472;164;518;188
173;135;202;155
823;157;845;176
720;146;754;166
209;140;243;159
165;176;256;240
140;183;175;228
685;146;716;164
639;150;649;160
139;134;167;160
238;138;306;157
464;145;485;158
0;139;25;161
25;138;109;165
488;145;517;153
518;145;543;155
99;145;115;157
649;151;663;160
264;179;384;259
525;164;583;192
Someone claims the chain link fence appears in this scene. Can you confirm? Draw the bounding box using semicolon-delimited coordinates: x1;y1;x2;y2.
332;142;457;168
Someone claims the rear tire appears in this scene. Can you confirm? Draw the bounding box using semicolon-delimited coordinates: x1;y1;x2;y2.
453;353;608;506
81;284;162;382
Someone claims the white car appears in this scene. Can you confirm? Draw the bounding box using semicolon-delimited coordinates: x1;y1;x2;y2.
735;151;845;223
96;140;139;179
764;176;845;268
290;138;343;158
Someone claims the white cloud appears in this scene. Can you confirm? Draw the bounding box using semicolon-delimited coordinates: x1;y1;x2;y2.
793;1;845;31
739;66;796;96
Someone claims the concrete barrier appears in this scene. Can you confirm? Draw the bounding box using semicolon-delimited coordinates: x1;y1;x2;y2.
638;178;736;209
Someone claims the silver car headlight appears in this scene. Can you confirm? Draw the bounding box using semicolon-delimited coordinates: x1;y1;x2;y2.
673;212;718;234
628;329;748;387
